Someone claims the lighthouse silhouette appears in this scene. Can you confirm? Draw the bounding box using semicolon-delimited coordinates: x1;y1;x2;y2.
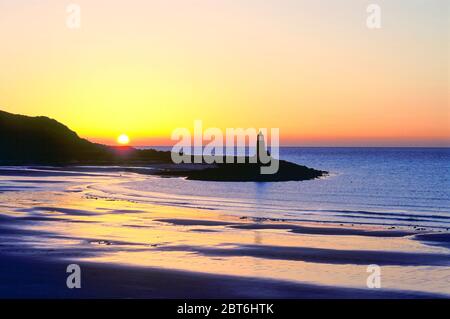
256;131;270;163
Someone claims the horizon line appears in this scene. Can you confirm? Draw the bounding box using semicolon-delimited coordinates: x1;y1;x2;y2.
117;145;450;149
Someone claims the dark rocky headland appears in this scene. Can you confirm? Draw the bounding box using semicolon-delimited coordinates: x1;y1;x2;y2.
0;110;326;182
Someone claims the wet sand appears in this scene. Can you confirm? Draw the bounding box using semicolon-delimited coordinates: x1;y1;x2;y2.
1;254;446;299
0;167;449;298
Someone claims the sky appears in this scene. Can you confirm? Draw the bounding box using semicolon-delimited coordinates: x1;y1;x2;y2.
0;0;448;146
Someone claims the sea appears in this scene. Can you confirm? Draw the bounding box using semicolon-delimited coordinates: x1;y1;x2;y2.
107;147;450;230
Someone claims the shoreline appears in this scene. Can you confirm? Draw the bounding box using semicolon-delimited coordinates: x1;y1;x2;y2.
1;204;449;298
0;167;449;298
2;165;449;231
1;209;449;298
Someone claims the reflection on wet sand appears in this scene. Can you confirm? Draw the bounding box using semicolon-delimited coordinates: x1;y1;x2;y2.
0;167;449;298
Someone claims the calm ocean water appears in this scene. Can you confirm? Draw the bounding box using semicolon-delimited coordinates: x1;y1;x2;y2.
129;147;450;229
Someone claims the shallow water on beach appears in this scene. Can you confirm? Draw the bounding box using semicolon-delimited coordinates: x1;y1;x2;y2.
0;147;449;297
106;147;450;229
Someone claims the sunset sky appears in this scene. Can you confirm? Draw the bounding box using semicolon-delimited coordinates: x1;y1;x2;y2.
0;0;448;146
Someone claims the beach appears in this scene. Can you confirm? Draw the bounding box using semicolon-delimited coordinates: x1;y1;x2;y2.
1;0;448;304
0;165;449;298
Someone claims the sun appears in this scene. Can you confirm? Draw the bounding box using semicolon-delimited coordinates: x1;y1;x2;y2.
117;134;130;145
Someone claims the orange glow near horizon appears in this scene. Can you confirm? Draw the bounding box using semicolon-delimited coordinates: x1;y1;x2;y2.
0;1;448;147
